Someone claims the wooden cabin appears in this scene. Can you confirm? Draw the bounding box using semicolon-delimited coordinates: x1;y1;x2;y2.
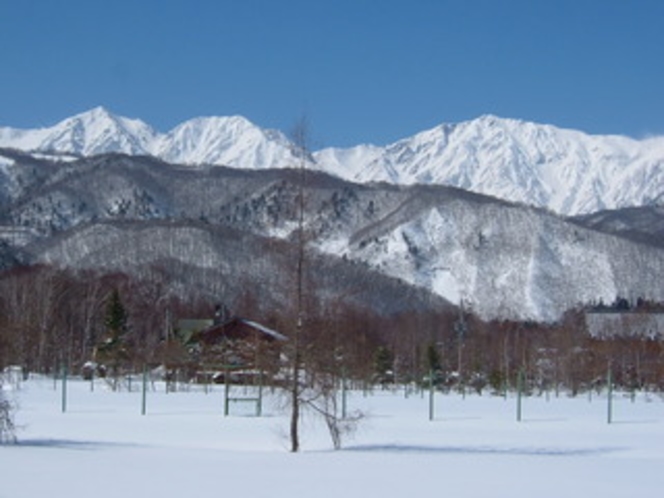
195;316;287;383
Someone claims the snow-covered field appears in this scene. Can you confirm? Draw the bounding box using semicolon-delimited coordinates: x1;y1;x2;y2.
2;377;664;497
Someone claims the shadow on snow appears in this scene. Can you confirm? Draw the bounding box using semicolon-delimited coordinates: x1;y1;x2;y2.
13;438;144;451
342;444;625;457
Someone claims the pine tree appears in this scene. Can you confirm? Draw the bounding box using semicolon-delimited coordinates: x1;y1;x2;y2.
104;289;128;337
97;289;131;389
373;346;394;385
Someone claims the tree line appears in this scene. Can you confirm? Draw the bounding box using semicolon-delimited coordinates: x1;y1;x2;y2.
1;263;662;396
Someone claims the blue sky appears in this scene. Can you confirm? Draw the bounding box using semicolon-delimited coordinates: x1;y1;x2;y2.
1;0;663;147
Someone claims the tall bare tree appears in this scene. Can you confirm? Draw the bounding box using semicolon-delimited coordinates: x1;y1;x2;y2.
284;118;365;451
288;116;310;453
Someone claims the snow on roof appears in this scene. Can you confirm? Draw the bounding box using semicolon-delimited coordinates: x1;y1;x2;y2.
239;318;288;342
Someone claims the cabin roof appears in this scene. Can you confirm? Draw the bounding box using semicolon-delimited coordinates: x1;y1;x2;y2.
199;316;287;343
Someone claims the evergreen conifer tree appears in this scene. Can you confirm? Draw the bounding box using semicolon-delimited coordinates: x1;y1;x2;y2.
373;346;394;385
97;289;131;389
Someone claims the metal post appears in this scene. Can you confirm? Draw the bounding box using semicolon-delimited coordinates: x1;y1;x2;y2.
224;370;230;416
341;369;348;419
607;365;613;424
516;369;523;422
61;363;68;413
257;371;263;417
141;365;148;416
428;369;434;421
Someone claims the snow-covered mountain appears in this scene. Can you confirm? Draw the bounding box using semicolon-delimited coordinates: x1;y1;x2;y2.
1;151;662;322
0;107;299;171
152;115;296;169
316;115;664;215
1;108;663;215
340;194;664;322
0;107;157;156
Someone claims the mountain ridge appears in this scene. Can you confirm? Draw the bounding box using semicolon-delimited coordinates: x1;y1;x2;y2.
1;107;663;216
1;149;663;322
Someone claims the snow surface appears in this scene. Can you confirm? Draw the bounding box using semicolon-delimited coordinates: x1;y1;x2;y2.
3;377;664;497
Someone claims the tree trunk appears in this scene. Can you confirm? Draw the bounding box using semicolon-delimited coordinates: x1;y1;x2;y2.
290;346;300;452
289;117;309;453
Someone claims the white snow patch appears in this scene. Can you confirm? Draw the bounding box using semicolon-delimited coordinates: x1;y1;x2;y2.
3;377;664;498
429;266;460;303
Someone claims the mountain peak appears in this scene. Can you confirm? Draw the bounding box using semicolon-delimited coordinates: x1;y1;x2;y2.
154;114;293;168
78;105;115;119
62;106;125;129
473;113;506;125
169;114;259;137
34;107;155;156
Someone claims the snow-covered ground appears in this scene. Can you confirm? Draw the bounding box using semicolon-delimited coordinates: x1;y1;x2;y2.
2;377;664;497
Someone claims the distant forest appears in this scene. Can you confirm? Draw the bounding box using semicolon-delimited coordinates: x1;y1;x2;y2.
2;263;663;395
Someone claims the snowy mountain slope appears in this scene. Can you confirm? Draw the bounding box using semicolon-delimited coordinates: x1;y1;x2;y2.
337;193;664;321
573;205;664;249
23;219;448;317
152;115;298;169
1;109;662;215
2;151;662;322
0;108;664;215
315;115;664;215
0;153;14;204
0;107;157;156
0;108;299;171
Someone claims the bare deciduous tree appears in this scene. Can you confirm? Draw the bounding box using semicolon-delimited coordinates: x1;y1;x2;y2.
0;378;16;444
284;117;365;451
287;116;310;453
